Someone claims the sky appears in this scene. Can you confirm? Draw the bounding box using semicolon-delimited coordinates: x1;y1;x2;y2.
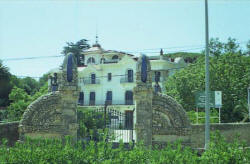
0;0;249;78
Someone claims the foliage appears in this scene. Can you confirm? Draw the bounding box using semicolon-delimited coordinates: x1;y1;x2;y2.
38;73;49;88
77;110;107;140
0;133;249;163
7;87;31;121
0;60;42;107
165;52;202;63
0;60;12;107
187;109;219;124
165;38;250;123
200;131;250;164
62;39;90;66
166;52;202;58
6;84;48;121
20;77;39;95
246;40;250;56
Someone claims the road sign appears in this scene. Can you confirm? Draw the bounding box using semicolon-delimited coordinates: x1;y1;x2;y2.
215;91;222;108
195;91;222;108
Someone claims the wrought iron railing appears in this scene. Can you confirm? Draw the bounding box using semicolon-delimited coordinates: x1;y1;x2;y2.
120;77;134;83
78;100;134;106
83;78;101;85
152;76;164;82
103;59;119;64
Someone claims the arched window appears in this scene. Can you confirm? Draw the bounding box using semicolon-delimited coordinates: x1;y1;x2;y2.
125;91;133;105
112;55;119;60
87;57;95;64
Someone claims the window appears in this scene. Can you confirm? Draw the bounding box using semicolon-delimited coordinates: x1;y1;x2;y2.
100;57;105;64
87;57;95;64
155;71;161;82
125;91;133;105
106;91;112;105
108;73;112;81
112;55;119;60
78;92;84;106
91;73;96;84
89;92;95;105
78;55;85;66
127;69;133;82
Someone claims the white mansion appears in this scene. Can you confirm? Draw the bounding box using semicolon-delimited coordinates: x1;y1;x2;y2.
49;42;187;108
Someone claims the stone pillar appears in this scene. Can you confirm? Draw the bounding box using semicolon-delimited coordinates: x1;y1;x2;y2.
58;53;78;141
133;54;153;147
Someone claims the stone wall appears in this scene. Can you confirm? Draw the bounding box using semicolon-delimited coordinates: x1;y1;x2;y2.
0;122;19;146
191;123;250;148
19;92;64;140
152;93;191;146
19;53;78;140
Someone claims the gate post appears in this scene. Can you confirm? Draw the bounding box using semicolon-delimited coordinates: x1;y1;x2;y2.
58;53;78;141
133;54;153;147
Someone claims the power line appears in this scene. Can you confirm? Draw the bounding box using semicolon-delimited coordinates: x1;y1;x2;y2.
1;40;248;62
124;46;205;54
13;66;188;80
122;45;205;52
2;55;64;61
121;40;249;53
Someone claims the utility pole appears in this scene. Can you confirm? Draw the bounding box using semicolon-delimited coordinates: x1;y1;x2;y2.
205;0;210;150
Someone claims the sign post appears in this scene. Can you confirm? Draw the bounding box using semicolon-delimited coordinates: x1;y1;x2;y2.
195;91;222;124
215;91;222;123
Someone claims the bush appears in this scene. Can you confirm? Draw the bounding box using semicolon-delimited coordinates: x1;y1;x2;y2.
0;132;249;164
187;109;219;124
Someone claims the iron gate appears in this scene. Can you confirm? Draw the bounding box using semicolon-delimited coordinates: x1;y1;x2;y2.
79;107;135;143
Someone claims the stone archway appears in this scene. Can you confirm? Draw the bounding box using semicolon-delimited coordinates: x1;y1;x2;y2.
19;53;78;141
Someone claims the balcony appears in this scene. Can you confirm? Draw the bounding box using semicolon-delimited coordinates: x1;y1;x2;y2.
78;100;134;106
103;59;119;64
120;77;134;83
83;78;100;85
152;76;164;82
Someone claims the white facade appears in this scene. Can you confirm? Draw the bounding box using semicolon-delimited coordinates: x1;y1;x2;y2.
48;44;187;107
77;44;187;107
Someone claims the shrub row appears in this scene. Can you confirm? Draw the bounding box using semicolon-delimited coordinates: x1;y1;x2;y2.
0;132;249;164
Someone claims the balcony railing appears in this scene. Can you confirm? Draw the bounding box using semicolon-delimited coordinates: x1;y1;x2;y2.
83;78;101;85
78;100;135;106
103;59;119;64
152;76;164;82
120;77;134;83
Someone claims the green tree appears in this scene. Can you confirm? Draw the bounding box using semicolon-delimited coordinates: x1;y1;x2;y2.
165;39;250;123
245;40;250;56
7;87;31;121
209;38;224;58
7;84;48;121
0;60;12;107
224;37;240;54
38;73;49;88
20;77;39;95
62;39;90;66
